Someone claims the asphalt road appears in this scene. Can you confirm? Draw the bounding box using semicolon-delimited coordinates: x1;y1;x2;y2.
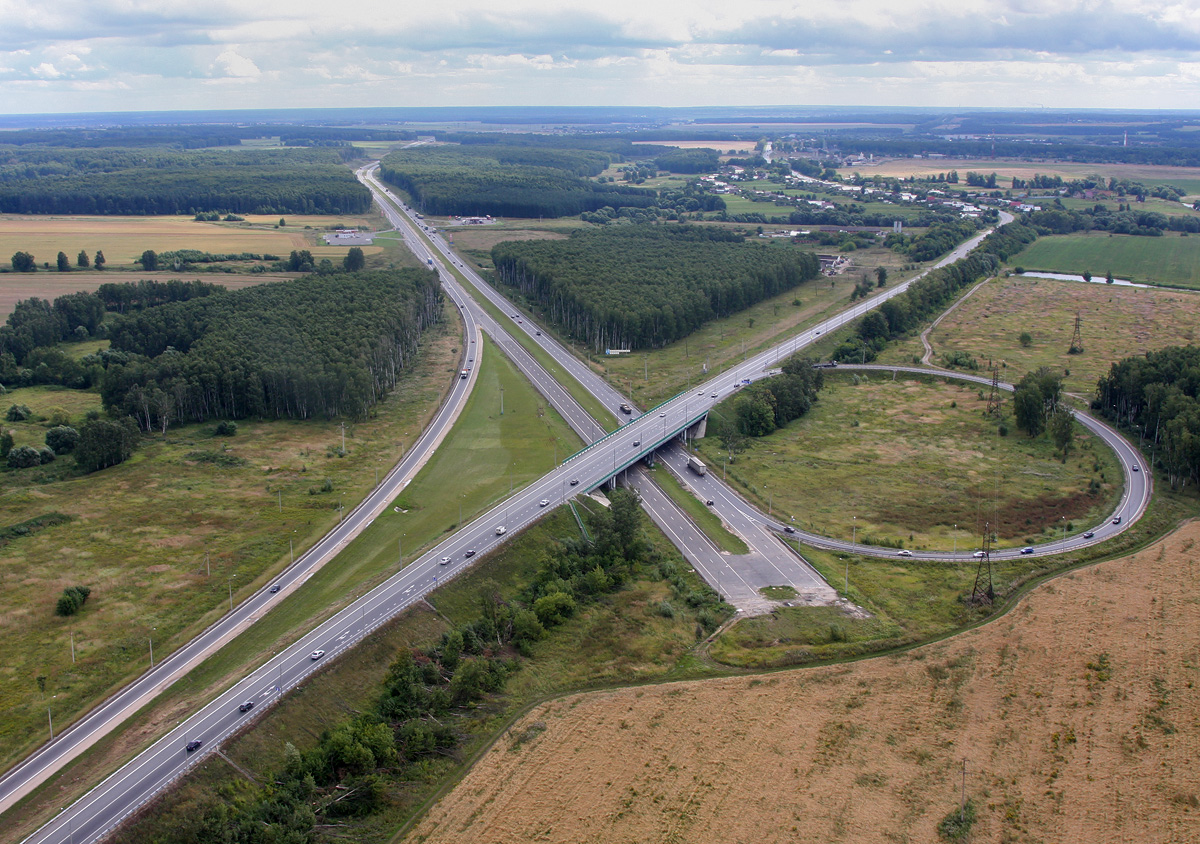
0;267;482;819
17;188;1147;844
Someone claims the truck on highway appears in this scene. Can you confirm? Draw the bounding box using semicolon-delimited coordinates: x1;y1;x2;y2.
460;369;469;379
688;456;708;476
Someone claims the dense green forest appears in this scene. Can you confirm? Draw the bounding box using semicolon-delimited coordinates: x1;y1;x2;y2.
379;146;656;218
491;226;821;350
0;147;370;215
1095;345;1200;489
99;271;442;427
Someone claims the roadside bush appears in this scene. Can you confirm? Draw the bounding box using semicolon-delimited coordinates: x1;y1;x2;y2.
6;445;41;469
45;425;79;454
55;585;91;616
213;420;238;437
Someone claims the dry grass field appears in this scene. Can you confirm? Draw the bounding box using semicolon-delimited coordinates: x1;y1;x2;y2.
0;213;382;268
841;158;1200;191
408;521;1200;844
906;275;1200;396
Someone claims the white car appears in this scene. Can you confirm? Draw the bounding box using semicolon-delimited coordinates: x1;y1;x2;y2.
973;551;986;558
539;499;550;507
897;549;912;557
310;650;325;660
440;556;451;565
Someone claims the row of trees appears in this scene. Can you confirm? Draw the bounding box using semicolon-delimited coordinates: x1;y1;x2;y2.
379;147;657;218
727;357;825;439
492;225;821;351
1026;205;1200;235
0;147;370;215
9;250;105;272
1095;345;1200;489
101;270;443;427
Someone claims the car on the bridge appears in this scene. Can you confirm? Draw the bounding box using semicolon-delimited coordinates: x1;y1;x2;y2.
310;650;325;660
570;478;580;486
710;392;718;398
897;549;912;556
632;440;640;446
973;551;986;558
186;740;202;752
238;700;255;713
1021;546;1035;555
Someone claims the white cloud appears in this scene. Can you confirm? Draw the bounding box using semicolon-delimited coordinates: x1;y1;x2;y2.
212;48;261;79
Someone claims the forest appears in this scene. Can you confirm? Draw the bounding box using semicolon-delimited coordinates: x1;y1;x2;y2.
491;225;821;350
379;146;657;218
99;271;443;427
1095;345;1200;489
0;147;371;215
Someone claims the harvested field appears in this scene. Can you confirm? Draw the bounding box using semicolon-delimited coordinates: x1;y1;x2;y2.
0;273;274;320
408;521;1200;844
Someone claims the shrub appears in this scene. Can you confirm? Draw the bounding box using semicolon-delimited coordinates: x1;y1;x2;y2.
7;445;41;469
214;420;238;437
38;446;55;464
1019;331;1033;347
5;404;32;422
45;425;80;455
55;585;92;616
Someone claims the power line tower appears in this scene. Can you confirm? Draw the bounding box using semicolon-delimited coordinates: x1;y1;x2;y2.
1068;312;1084;355
986;366;1002;417
971;522;995;606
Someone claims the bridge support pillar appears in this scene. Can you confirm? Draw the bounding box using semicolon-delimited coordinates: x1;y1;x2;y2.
687;414;708;439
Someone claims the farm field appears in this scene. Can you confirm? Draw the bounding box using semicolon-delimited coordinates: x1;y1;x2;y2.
1012;231;1200;289
905;274;1200;396
842;157;1200;193
409;520;1200;844
0;315;468;773
695;374;1122;550
0;212;384;269
0;272;274;320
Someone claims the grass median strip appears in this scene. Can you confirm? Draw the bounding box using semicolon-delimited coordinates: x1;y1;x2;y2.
646;464;750;555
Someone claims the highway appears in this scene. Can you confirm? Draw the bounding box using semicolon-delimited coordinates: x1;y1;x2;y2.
16;182;1148;844
0;273;483;819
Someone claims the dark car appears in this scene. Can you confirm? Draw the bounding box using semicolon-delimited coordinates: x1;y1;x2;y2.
1083;531;1095;539
632;440;640;446
620;403;633;414
1021;546;1035;555
186;740;202;753
239;700;255;713
465;549;476;557
783;526;796;533
269;584;280;593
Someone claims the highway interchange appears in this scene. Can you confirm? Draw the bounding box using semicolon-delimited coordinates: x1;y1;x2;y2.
11;172;1150;844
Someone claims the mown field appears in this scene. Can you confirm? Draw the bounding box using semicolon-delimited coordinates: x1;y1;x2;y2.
0;316;464;774
889;274;1200;396
409;518;1200;844
695;374;1123;551
841;157;1200;193
1011;231;1200;289
0;212;384;269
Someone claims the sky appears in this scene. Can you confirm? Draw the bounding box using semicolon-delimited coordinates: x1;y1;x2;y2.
3;0;1200;116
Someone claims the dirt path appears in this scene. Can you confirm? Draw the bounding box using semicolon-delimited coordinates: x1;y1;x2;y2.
920;277;991;365
407;521;1200;844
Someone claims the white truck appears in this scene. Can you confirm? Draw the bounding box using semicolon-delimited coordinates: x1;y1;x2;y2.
688;456;708;476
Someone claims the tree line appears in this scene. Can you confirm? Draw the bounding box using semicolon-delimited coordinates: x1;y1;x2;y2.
1095;345;1200;489
722;357;825;448
0;147;370;215
101;270;443;428
492;225;821;351
379;147;657;218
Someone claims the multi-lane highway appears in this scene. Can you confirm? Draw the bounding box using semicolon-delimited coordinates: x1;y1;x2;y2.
16;176;1148;844
0;281;483;819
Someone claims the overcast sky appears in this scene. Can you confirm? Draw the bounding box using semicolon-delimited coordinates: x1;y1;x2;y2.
3;0;1200;116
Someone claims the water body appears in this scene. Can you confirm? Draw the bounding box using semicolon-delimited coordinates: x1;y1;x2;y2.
1019;271;1150;289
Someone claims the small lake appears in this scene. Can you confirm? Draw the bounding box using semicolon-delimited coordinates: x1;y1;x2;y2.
1018;271;1150;289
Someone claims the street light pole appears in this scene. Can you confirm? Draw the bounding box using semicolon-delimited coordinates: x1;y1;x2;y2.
953;524;957;558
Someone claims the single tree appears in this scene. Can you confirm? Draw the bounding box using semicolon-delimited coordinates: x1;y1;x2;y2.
876;266;888;287
11;251;36;272
0;430;13;458
1105;269;1114;284
1019;331;1033;347
46;425;80;455
1050;407;1075;459
94;250;106;270
76;250;90;268
56;251;70;272
140;250;158;271
343;247;365;271
1082;270;1092;282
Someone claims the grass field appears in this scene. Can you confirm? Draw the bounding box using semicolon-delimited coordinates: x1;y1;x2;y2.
897;273;1200;396
0;212;385;270
1011;231;1200;289
840;157;1200;192
695;373;1123;550
0;316;466;773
